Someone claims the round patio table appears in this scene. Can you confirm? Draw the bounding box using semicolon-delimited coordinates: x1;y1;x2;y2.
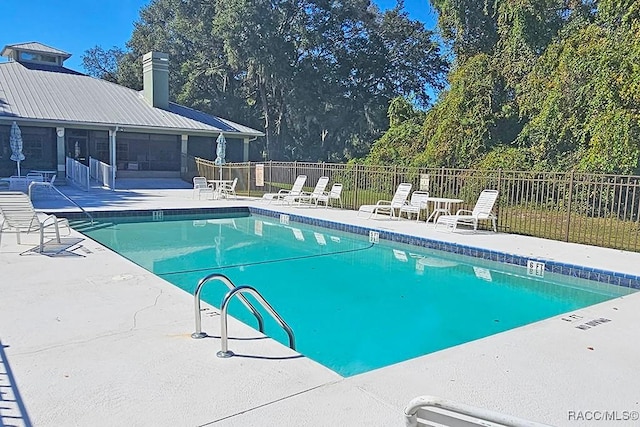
30;170;57;182
424;197;464;223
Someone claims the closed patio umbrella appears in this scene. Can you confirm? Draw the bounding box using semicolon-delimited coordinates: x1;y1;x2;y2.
10;121;25;176
214;133;226;180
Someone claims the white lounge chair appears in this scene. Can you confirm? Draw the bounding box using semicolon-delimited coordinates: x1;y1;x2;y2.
193;176;214;200
316;183;343;208
399;191;430;222
435;189;499;232
216;177;238;199
0;192;62;252
263;175;307;204
357;183;412;219
285;176;329;205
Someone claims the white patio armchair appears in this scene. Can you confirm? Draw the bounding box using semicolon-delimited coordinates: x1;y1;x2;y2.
316;183;343;208
193;176;214;200
399;191;430;222
216;177;238;199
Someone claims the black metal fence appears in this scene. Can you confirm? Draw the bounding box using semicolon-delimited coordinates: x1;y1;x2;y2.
189;158;640;252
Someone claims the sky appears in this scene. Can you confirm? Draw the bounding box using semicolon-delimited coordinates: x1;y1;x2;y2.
0;0;438;72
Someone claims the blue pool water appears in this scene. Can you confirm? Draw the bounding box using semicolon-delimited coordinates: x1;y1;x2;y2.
73;212;630;376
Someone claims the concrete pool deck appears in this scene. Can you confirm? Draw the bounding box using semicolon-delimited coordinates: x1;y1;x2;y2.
1;179;639;426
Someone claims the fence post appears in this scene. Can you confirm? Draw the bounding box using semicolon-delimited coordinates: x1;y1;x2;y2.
247;161;251;197
353;163;359;209
269;160;273;193
496;169;502;231
564;171;575;242
394;165;398;191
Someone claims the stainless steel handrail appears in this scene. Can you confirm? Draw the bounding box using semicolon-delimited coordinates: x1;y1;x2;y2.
191;273;264;339
28;181;94;225
217;285;295;358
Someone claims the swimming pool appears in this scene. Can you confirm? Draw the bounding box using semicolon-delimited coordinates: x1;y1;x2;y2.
72;211;632;376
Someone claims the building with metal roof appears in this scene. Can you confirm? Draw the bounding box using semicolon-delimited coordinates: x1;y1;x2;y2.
0;42;263;184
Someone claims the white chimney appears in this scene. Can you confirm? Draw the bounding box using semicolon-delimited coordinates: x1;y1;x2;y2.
142;52;169;109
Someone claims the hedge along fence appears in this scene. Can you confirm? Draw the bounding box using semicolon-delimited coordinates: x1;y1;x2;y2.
192;157;640;252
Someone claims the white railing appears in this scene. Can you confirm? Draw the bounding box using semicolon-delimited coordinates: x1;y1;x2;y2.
404;396;551;427
89;157;115;189
65;157;90;191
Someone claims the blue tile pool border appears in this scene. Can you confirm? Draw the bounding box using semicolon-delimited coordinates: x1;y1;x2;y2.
56;206;640;291
249;206;640;291
57;206;250;221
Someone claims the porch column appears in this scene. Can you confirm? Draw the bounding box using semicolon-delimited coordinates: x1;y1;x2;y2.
181;134;188;174
243;138;250;162
109;128;117;189
56;127;65;176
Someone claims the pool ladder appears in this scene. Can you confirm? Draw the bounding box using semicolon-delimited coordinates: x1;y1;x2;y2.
191;273;296;358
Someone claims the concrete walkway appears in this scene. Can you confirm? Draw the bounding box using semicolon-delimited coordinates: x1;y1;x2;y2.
1;180;639;426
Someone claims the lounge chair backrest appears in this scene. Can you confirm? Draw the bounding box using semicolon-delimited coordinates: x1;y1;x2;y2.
329;183;342;198
290;175;307;194
193;176;208;190
409;191;429;207
311;176;330;196
26;172;44;181
0;192;39;228
229;177;238;191
472;189;499;218
391;183;412;207
193;177;208;189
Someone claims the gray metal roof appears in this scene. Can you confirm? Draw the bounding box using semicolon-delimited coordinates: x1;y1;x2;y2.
0;61;263;137
1;42;71;59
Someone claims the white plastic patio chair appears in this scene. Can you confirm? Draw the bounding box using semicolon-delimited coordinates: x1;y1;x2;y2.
315;183;343;208
0;192;62;253
262;175;307;204
357;183;412;219
399;191;430;222
434;189;499;232
28;174;58;198
285;176;329;205
216;177;238;199
193;176;214;200
26;172;44;182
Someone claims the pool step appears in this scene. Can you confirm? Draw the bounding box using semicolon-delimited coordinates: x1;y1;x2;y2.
68;219;111;233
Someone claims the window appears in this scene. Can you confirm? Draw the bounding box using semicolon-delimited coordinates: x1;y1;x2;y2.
116;142;129;161
19;51;58;64
96;142;109;162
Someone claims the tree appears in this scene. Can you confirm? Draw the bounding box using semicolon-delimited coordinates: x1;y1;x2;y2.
431;0;499;60
365;0;640;174
82;46;124;82
103;0;447;161
364;97;426;166
518;22;640;173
